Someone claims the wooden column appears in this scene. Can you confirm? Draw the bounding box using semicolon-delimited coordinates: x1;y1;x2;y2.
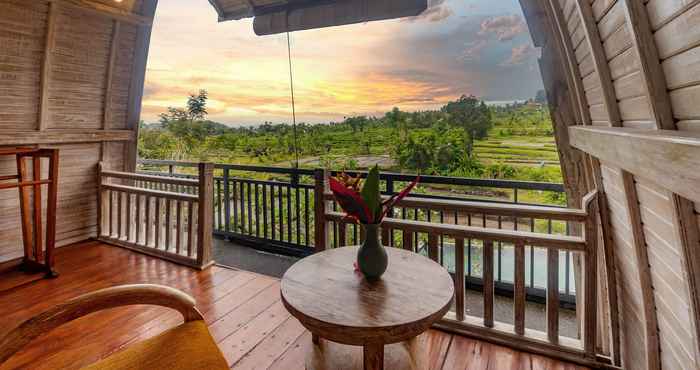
196;162;214;268
125;0;158;172
103;20;121;129
313;169;328;253
546;0;621;362
38;2;57;131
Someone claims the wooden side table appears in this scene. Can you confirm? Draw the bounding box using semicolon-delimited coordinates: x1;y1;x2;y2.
0;147;59;277
281;246;454;370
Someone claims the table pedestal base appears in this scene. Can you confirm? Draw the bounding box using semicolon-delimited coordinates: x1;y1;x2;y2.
306;334;427;370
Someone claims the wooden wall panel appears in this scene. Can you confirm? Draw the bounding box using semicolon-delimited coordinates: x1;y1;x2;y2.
47;6;113;130
0;0;155;264
635;177;699;370
0;0;48;131
534;0;700;367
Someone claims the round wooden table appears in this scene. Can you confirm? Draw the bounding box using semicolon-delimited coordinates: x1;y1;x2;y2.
281;246;454;370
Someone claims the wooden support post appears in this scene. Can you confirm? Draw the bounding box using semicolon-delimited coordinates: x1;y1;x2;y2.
582;192;599;359
483;240;494;328
196;162;214;268
402;230;413;251
125;0;157;172
155;197;161;248
44;149;58;277
514;240;526;336
314;169;328;253
338;222;347;247
97;162;104;238
455;238;465;322
547;247;560;344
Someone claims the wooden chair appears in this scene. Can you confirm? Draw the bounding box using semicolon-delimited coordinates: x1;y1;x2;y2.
0;284;229;369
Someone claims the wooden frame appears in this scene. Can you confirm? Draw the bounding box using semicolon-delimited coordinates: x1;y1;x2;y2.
2;148;60;278
0;284;203;365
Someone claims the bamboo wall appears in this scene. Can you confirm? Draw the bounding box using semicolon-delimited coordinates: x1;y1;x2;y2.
523;0;700;369
0;0;155;263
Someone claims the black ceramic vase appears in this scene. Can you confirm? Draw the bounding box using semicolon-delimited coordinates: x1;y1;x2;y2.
357;223;388;281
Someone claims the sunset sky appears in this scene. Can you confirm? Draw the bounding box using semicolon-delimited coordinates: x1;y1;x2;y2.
141;0;544;126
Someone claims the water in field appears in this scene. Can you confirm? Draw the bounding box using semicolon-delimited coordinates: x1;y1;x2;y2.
425;241;577;294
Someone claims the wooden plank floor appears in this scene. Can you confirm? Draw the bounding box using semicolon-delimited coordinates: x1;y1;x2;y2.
0;241;588;370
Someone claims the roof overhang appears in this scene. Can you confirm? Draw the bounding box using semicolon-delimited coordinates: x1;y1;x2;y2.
208;0;428;35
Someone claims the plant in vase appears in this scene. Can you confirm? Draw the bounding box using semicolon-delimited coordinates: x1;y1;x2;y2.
329;166;419;281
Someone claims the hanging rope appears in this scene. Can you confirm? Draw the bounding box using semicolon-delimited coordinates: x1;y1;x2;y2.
286;30;300;168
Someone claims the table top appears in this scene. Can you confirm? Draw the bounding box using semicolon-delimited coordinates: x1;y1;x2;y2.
281;246;454;346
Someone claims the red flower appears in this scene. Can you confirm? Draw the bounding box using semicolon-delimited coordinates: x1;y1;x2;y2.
329;171;419;225
329;176;373;224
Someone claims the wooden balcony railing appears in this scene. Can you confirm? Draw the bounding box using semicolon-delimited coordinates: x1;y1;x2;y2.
136;159;578;306
315;170;601;367
97;162;214;269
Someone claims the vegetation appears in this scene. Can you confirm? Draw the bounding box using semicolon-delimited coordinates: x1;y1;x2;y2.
138;90;564;204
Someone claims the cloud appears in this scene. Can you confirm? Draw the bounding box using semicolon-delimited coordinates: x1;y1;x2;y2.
460;39;488;61
501;43;538;66
403;0;453;23
479;15;527;41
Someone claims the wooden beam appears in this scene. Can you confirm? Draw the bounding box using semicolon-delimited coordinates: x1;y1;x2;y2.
575;0;622;127
50;0;153;26
570;126;700;203
0;130;134;145
125;0;158;172
38;2;57;131
620;171;661;370
103;20;121;129
547;0;591;126
621;0;675;130
671;195;700;362
589;156;621;366
528;0;589;207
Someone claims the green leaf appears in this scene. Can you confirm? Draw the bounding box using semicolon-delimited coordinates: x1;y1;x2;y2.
361;165;381;223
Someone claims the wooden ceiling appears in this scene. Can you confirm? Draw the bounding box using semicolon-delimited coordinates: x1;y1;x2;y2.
207;0;428;35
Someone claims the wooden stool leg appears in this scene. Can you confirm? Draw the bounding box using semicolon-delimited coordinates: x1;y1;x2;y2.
16;155;34;264
44;149;59;277
363;343;383;370
32;155;43;262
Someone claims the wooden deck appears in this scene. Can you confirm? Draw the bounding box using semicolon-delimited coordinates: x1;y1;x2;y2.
0;241;588;370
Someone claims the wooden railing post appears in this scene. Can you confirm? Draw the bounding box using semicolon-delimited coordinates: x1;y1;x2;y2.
97;161;104;238
483;239;495;328
196;162;214;268
314;169;328;252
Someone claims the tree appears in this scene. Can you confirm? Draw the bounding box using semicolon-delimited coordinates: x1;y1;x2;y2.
187;89;208;121
441;95;492;157
159;89;209;126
